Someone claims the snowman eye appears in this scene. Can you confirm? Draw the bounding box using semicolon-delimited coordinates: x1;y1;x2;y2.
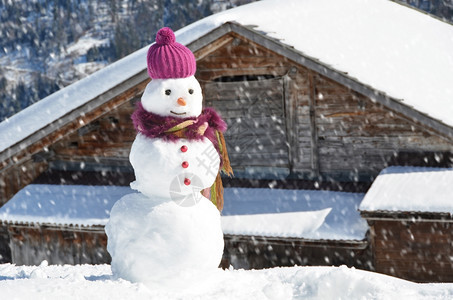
188;89;194;95
165;89;171;96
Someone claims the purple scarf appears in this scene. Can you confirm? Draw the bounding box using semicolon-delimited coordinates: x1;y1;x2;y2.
131;102;227;154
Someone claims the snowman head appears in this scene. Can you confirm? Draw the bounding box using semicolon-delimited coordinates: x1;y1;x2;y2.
141;76;202;118
142;27;202;117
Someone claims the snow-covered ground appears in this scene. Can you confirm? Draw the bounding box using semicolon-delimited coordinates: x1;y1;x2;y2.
1;262;453;299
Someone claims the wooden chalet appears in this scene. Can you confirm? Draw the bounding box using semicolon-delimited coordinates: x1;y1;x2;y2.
0;0;452;281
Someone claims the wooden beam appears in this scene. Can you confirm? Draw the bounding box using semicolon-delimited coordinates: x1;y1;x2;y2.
187;23;233;53
308;72;320;176
283;70;299;174
360;210;453;222
193;35;234;61
224;234;368;249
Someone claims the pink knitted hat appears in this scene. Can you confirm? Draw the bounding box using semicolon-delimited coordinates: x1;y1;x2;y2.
147;27;196;79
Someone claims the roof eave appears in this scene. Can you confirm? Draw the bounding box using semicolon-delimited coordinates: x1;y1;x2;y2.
0;69;149;164
224;233;368;249
360;209;453;222
0;219;106;231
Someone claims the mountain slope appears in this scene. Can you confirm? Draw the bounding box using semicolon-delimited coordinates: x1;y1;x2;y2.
0;0;254;121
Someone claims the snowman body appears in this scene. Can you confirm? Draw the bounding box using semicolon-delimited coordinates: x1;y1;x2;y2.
130;134;219;203
129;75;221;202
106;73;225;288
106;191;223;289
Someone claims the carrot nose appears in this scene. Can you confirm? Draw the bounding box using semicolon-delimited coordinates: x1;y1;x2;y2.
177;97;186;106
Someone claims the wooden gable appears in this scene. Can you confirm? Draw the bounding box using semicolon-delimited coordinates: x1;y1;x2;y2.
191;25;453;182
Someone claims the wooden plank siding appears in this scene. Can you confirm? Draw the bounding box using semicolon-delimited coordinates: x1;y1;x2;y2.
0;159;47;207
2;222;110;265
204;79;289;168
195;33;291;81
196;31;453;180
51;97;139;165
0;78;148;205
196;34;301;172
369;219;453;282
223;234;372;271
312;74;453;179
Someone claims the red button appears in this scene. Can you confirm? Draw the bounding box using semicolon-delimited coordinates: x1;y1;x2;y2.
182;161;189;168
184;178;191;185
180;145;188;152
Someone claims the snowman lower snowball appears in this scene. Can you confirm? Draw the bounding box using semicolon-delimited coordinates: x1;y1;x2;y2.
105;27;232;289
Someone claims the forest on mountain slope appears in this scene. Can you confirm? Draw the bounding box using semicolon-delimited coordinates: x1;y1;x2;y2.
0;0;253;121
0;0;451;122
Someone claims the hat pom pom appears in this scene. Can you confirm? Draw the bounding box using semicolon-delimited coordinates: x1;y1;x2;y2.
156;27;176;45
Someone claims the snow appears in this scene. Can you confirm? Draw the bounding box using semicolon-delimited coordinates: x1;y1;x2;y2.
0;184;367;241
72;61;108;77
222;188;367;240
2;0;453;154
105;193;224;289
221;208;331;238
1;263;453;299
66;37;109;55
129;134;218;201
359;166;453;213
0;184;133;226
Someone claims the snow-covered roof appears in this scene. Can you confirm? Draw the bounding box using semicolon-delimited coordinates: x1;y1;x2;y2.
359;166;453;214
222;188;367;240
2;0;452;156
0;184;134;226
0;184;367;241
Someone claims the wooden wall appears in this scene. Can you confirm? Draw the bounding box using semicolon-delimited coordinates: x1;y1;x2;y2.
3;222;110;265
196;32;453;180
196;33;299;172
311;74;453;179
0;80;147;205
1;223;374;270
195;33;290;82
51;97;139;167
223;234;373;271
204;78;289;168
368;218;453;282
0;159;48;207
291;63;453;179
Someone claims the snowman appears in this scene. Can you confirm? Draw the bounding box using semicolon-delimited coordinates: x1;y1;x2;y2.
105;27;232;289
